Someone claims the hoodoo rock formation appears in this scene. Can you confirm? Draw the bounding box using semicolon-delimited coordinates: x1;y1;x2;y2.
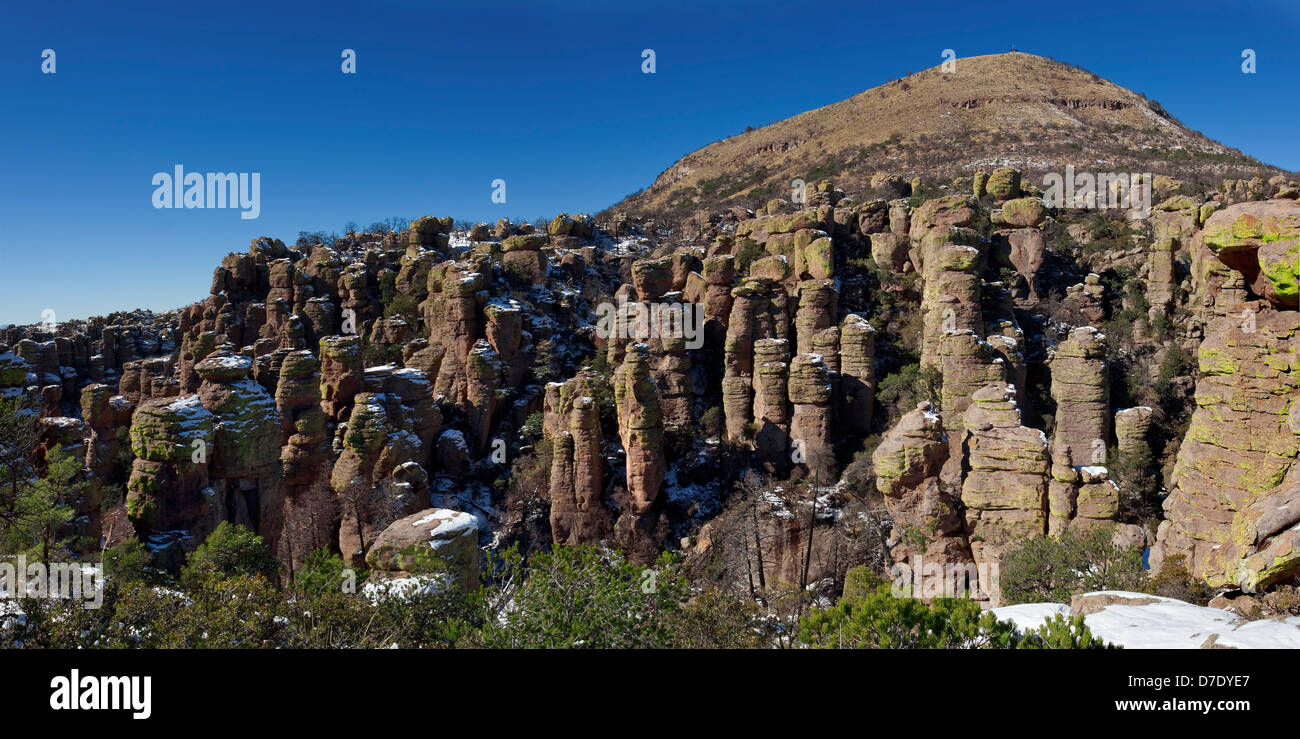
9;85;1300;612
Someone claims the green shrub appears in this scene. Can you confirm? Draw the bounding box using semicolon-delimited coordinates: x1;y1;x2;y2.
841;564;888;601
483;545;689;648
735;239;766;273
292;547;351;599
876;363;942;421
520;412;544;443
800;583;1021;648
1145;553;1213;606
1111;444;1160;525
668;589;768;648
383;293;420;325
999;527;1146;605
102;539;153;585
361;339;402;367
181;521;280;588
1017;613;1115;649
799;582;1114;648
699;406;724;439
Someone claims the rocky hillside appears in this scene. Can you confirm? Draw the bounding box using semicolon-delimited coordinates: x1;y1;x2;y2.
7;61;1300;628
6;165;1300;605
611;52;1284;217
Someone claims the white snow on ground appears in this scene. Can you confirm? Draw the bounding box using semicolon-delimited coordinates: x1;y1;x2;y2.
992;602;1069;633
361;574;449;603
993;591;1300;648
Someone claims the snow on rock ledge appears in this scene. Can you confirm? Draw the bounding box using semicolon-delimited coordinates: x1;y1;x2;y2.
992;591;1300;648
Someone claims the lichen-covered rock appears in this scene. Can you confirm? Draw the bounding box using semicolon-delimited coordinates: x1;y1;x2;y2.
801;236;834;280
484;300;525;389
722;375;752;442
752;339;791;464
722;279;787;439
195;355;281;478
502;249;548;284
701;255;736;339
178;331;219;392
870;232;909;272
1049;326;1109;469
74;384;122;534
794;279;836;356
917;223;984;368
126;395;215;531
1202;198;1300;307
1153;309;1300;588
995;197;1046;227
961;383;1049;592
632;257;673;301
432;269;486;402
501;234;545;252
1115;406;1154;458
368;316;414;347
749;255;791;282
465;340;500;454
649;308;694;427
1148;196;1202;314
0;351;30;388
936;331;1006;468
857;200;888;234
873;403;969;566
409;216;450;249
985;167;1021;201
276;350;328;487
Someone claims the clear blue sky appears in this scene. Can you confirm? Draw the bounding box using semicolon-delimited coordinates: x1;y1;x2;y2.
1;0;1296;324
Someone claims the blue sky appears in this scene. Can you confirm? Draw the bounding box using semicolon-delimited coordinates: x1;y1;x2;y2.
1;0;1296;323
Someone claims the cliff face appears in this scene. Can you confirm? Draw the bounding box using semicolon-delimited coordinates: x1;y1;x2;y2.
1152;198;1300;591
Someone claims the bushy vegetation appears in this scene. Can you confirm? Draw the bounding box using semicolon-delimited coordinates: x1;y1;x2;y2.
4;528;1128;649
360;338;402;367
1110;444;1160;525
799;580;1111;649
180;520;281;588
5;538;773;649
383;293;421;326
482;546;688;648
734;239;767;273
999;527;1147;605
1145;553;1214;606
876;363;942;423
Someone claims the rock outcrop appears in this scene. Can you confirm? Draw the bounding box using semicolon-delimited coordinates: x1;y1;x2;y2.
546;374;609;546
961;382;1049;590
1153;306;1300;589
1046;326;1114;535
612;343;667;560
365;508;479;589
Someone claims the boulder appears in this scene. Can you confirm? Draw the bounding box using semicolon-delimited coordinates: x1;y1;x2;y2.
365;508;479;589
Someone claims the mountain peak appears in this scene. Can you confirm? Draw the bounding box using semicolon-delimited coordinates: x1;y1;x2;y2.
613;52;1279;216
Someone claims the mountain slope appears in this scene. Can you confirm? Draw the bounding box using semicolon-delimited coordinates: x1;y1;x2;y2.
613;52;1283;215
